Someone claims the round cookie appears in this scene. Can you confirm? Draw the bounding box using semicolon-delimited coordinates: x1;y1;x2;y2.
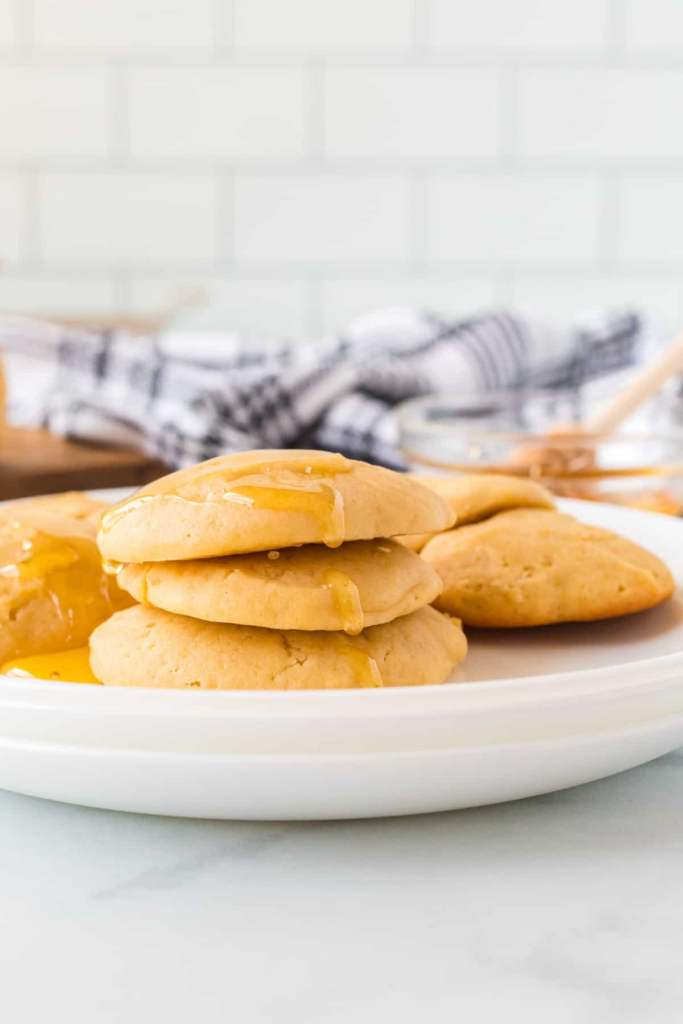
98;450;455;563
0;509;133;664
399;473;555;551
421;508;674;628
118;538;442;634
90;603;468;690
5;491;109;524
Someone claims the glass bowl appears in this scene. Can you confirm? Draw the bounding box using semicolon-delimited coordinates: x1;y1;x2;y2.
397;391;683;515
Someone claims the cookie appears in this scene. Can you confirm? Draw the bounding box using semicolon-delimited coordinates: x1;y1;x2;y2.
400;473;555;551
90;603;467;690
421;508;674;628
5;491;109;524
98;450;455;563
118;538;442;634
0;509;133;663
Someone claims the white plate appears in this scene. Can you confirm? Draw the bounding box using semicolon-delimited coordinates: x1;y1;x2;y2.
1;494;683;819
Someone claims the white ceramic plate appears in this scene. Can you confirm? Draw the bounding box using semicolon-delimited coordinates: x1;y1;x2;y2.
1;493;683;819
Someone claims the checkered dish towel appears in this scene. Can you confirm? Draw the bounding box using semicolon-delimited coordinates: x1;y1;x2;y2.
1;308;642;470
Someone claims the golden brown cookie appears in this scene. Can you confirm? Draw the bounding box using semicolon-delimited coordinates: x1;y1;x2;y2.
400;473;555;551
0;509;133;664
98;450;455;563
90;603;467;690
5;491;109;524
421;508;674;628
118;538;442;634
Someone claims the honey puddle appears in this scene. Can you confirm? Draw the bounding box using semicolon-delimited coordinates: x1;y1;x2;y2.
323;569;364;635
2;646;101;684
100;454;351;549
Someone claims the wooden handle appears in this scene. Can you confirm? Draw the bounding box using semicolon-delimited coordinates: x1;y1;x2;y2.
584;332;683;434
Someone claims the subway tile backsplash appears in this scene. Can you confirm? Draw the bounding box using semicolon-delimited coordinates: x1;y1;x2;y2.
2;0;683;339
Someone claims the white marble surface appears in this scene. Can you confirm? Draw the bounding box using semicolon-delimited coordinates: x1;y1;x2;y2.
2;753;683;1024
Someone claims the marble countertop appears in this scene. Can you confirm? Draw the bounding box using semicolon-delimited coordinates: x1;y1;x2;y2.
2;753;683;1024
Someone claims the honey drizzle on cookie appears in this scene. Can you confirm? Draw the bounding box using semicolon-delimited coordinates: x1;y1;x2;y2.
99;496;155;535
100;453;351;549
139;569;149;603
1;646;101;684
224;477;345;547
338;643;383;688
0;520;119;660
323;569;364;635
102;559;123;576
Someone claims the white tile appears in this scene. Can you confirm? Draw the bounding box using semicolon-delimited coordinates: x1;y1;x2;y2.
0;67;108;158
234;175;410;264
324;68;501;160
429;0;609;53
519;70;683;160
625;0;683;53
427;175;601;263
0;278;119;315
128;68;306;160
33;0;214;49
618;178;683;263
0;173;24;265
318;277;499;335
234;0;414;52
510;275;683;335
0;0;17;46
39;174;217;266
130;278;310;340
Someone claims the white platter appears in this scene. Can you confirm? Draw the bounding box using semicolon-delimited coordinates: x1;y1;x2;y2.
1;493;683;819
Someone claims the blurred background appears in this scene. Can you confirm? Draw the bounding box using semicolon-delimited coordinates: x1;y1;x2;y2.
1;0;683;340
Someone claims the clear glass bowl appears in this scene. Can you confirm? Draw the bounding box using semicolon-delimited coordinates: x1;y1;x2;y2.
397;391;683;515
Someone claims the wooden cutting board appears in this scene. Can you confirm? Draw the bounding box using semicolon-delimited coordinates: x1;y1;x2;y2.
0;427;167;500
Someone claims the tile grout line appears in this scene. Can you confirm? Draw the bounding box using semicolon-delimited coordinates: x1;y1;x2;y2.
496;269;516;309
305;277;323;340
7;53;683;71
107;64;129;165
215;168;234;271
16;259;683;277
606;0;627;63
14;0;33;50
113;274;132;312
213;0;235;55
9;158;683;177
305;60;325;163
599;171;621;272
500;61;519;170
21;166;41;272
409;173;428;269
411;0;430;54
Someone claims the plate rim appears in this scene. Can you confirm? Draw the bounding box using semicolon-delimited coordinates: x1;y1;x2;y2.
4;705;683;761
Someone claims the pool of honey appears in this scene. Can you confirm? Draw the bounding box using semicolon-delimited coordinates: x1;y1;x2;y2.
2;646;100;684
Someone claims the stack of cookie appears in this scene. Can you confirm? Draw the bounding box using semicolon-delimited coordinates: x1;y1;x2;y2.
90;450;468;689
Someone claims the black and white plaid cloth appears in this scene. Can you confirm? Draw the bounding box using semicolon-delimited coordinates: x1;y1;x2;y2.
0;308;643;470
